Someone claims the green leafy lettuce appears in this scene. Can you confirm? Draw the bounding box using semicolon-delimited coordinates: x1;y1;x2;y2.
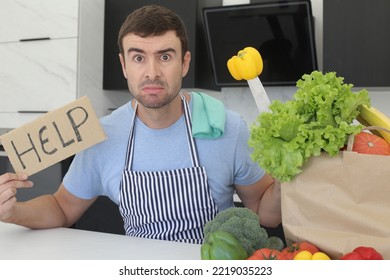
249;71;370;182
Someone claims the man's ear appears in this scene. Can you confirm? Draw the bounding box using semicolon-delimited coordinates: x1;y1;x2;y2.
182;51;191;78
119;53;128;79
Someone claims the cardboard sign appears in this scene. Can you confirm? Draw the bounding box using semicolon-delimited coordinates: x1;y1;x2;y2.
0;96;107;175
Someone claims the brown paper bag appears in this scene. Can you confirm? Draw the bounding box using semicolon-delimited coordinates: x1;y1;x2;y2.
281;135;390;259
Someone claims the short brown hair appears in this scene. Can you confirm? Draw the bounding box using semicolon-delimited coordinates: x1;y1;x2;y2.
117;5;189;60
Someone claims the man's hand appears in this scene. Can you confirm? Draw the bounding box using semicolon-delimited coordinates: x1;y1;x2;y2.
0;173;33;222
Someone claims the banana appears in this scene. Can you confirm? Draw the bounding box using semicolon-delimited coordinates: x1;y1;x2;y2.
355;114;382;138
358;104;390;143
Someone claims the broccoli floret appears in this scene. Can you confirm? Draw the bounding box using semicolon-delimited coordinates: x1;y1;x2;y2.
203;207;269;256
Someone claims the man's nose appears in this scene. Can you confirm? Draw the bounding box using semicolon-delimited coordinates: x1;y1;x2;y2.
145;59;161;79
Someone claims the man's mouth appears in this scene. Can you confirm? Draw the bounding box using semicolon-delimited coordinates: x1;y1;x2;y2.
142;85;164;94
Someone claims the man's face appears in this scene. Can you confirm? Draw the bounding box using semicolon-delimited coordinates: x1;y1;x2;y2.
119;31;191;109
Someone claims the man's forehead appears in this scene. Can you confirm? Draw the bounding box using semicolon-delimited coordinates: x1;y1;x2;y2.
122;31;180;50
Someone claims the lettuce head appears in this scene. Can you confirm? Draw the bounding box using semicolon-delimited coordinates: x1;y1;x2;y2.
249;71;370;182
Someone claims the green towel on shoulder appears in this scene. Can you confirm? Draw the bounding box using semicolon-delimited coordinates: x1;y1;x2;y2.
191;92;225;139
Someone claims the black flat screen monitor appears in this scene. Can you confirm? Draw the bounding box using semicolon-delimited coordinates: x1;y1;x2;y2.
202;0;318;87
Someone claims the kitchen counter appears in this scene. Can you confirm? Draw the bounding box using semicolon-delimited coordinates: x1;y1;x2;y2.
0;222;201;260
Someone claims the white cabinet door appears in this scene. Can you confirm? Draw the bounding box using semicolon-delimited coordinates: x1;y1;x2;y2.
0;0;79;42
0;0;79;129
0;38;77;112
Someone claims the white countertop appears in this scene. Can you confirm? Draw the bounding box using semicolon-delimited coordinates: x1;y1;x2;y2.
0;222;201;260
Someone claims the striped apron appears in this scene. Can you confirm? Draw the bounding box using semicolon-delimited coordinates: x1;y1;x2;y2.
119;93;218;244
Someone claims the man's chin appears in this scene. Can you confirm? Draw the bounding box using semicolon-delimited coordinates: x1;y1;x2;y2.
139;97;166;109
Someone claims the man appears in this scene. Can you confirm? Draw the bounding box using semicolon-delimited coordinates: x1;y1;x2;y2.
0;5;281;244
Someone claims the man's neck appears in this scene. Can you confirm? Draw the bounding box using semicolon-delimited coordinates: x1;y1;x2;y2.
134;93;190;129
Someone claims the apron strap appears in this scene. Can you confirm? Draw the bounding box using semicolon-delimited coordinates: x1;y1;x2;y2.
180;92;201;167
123;102;138;170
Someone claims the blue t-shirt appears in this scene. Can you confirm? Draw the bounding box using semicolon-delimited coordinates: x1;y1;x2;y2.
63;93;265;211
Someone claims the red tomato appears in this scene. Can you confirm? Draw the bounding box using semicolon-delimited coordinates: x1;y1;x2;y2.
340;246;384;260
353;246;384;260
339;251;363;260
352;132;390;155
281;241;319;260
247;248;287;260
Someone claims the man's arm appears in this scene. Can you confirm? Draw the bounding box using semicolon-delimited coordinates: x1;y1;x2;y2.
234;173;281;228
0;173;96;229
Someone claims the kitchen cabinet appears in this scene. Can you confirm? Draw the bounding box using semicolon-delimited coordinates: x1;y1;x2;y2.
323;0;390;87
103;0;198;90
0;0;79;129
0;152;62;202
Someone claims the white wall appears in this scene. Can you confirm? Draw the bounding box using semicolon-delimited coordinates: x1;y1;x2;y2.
78;0;324;124
78;0;130;118
310;0;323;71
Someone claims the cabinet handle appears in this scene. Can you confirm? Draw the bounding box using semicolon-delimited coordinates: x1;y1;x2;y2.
18;110;48;114
19;37;51;42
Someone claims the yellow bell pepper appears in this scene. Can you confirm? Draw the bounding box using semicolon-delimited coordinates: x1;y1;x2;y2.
293;250;331;260
227;47;263;80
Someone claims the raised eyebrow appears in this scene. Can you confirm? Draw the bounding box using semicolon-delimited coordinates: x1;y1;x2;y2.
127;47;144;54
157;48;176;55
126;47;176;55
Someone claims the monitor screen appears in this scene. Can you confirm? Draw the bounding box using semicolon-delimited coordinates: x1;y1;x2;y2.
202;0;318;87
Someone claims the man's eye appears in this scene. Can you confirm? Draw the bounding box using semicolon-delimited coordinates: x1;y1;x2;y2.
160;54;171;61
133;55;144;62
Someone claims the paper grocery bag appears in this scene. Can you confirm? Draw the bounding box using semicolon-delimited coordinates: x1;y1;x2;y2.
281;151;390;260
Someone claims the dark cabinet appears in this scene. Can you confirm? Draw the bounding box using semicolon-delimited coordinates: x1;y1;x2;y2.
323;0;390;87
103;0;198;90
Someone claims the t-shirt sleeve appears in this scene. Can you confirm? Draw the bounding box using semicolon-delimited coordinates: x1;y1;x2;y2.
233;117;265;186
62;145;102;200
